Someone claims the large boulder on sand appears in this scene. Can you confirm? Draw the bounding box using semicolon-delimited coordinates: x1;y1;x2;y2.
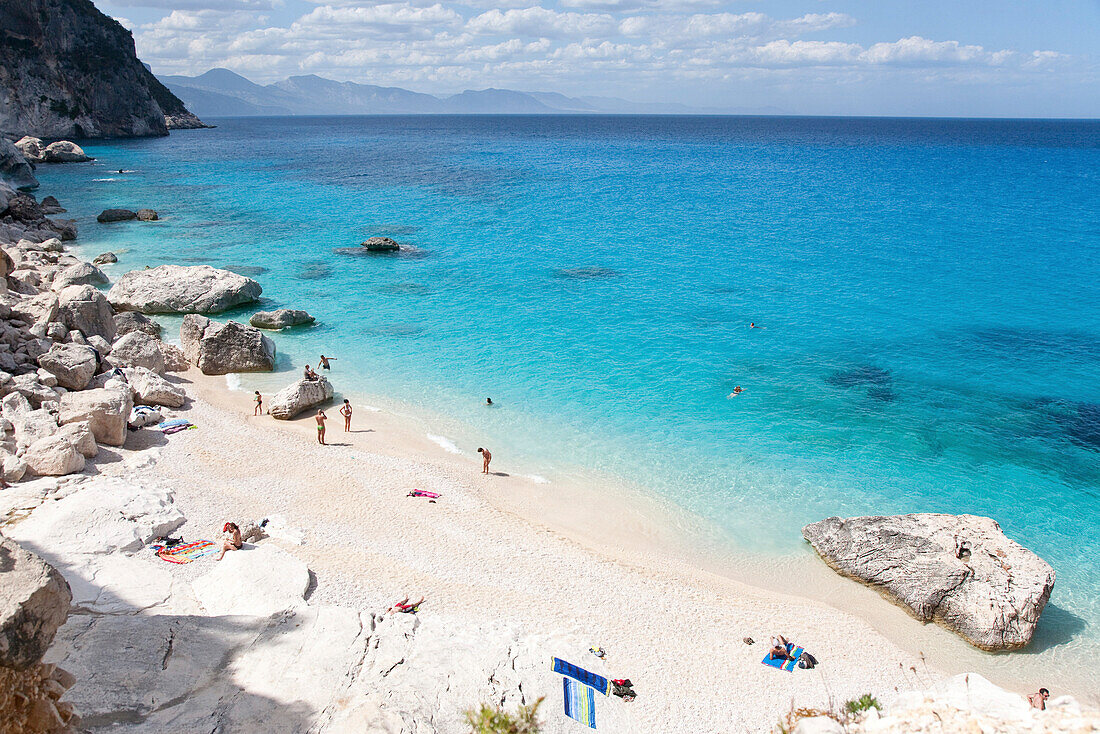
107;331;165;374
58;388;132;447
180;315;275;375
802;514;1055;650
57;285;116;342
249;309;315;330
108;265;262;315
122;367;185;408
41;141;90;163
23;434;85;476
36;343;98;390
269;377;333;419
0;537;72;670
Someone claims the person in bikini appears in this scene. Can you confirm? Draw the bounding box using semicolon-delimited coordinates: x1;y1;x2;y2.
315;409;328;445
253;391;263;415
477;447;492;474
339;399;352;431
216;522;243;561
387;596;425;614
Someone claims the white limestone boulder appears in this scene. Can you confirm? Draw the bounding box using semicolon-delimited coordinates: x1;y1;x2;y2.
63;554;176;615
249;309;315;330
57;420;98;458
9;407;59;449
36;342;98;390
57;284;116;342
52;261;108;290
192;544;309;616
6;478;184;563
58;387;132;446
14;136;45;163
107;331;165;374
269;376;333;419
180;315;275;375
23;434;85;476
42;141;90;163
802;514;1055;650
0;537;72;670
113;311;161;339
121;366;185;408
108;264;262;315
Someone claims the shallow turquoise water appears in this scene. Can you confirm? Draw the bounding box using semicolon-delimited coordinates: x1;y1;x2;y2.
34;116;1100;654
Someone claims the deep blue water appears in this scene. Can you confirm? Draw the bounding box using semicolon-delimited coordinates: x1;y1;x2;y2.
35;115;1100;654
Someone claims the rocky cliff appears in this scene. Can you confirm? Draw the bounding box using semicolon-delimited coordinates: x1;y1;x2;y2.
0;0;204;138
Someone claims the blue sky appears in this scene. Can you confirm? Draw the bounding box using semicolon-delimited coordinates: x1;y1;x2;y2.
99;0;1100;117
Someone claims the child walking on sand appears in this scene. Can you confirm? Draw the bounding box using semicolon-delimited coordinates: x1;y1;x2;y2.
315;409;328;445
339;399;352;431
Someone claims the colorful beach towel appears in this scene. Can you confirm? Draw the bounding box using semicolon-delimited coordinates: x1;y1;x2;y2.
563;677;597;729
154;539;217;564
762;645;804;672
407;490;440;499
552;658;610;696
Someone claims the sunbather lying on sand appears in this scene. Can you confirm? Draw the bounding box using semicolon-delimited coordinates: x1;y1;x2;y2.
216;522;242;561
388;596;425;614
769;635;792;661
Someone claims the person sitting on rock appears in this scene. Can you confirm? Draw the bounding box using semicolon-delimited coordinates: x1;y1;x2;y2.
1028;688;1050;710
304;365;319;381
216;522;243;561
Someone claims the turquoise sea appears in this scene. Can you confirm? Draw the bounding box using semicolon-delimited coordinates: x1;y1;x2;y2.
34;116;1100;667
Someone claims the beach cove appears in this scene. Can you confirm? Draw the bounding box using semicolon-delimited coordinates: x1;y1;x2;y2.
3;115;1098;732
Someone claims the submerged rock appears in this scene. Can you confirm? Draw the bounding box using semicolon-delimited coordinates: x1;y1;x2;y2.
108;264;262;315
269;376;333;419
96;209;136;223
802;514;1055;650
360;236;400;252
180;315;275;375
249;309;315;330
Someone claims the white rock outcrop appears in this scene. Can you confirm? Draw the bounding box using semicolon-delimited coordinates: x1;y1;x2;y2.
107;265;262;314
22;435;85;476
36;342;98;390
180;315;275;375
802;514;1055;650
121;366;185;408
249;309;315;330
56;284;116;342
192;544;310;616
269;376;333;419
0;537;72;670
51;261;107;290
58;387;132;447
107;331;165;374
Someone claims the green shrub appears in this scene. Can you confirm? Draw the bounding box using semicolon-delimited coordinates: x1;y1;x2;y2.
844;694;882;715
465;697;543;734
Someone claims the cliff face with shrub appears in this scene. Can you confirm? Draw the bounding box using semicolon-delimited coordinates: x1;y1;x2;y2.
0;0;203;138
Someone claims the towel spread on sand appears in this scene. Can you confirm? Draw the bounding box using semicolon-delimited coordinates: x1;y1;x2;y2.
563;677;597;729
552;657;610;696
762;645;804;672
154;539;217;564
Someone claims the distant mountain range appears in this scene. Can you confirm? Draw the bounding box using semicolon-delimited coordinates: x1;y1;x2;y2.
158;68;785;117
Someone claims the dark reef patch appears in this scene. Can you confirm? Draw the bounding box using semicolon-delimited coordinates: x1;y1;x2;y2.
825;365;892;389
224;265;269;277
296;262;333;280
553;266;621;281
376;282;432;295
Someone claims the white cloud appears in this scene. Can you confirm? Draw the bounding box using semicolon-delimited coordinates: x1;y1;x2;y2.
466;7;617;38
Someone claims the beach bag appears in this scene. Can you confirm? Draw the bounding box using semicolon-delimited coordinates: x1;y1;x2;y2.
798;652;817;669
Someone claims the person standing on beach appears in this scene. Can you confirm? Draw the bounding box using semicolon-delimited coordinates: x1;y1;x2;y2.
339;399;352;431
477;447;491;474
318;354;335;371
254;391;263;416
315;409;328;445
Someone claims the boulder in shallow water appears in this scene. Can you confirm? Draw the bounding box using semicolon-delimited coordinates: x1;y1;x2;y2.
40;195;65;214
269;376;333;419
92;252;117;265
360;236;400;252
108;264;262;315
802;514;1055;650
180;315;275;375
249;308;315;330
41;141;90;163
136;209;158;221
96;208;136;223
14;136;45;164
0;537;72;670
